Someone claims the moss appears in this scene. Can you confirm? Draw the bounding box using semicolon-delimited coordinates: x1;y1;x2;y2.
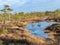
0;40;3;45
0;29;8;34
10;43;15;45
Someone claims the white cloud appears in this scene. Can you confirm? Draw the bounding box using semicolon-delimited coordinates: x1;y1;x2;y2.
32;0;52;3
0;0;29;7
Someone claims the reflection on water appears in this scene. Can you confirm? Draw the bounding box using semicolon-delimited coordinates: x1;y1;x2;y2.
25;21;56;38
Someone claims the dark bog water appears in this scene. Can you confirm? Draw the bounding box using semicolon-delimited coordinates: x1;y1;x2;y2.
24;21;56;38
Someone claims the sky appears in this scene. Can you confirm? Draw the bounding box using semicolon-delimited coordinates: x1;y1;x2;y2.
0;0;60;13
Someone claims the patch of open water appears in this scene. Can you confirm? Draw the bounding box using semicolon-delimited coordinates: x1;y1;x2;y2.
24;21;57;38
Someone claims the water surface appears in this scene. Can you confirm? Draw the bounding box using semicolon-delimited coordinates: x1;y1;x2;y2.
24;21;56;38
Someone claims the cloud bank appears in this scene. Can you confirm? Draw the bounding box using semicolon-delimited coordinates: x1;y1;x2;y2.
0;0;29;7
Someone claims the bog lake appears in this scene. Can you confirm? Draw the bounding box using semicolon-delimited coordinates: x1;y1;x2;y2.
24;21;57;38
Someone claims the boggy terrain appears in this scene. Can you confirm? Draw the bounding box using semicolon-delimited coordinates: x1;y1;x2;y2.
0;22;47;45
0;17;59;45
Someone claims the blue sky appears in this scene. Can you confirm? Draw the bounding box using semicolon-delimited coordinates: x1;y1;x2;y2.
0;0;60;13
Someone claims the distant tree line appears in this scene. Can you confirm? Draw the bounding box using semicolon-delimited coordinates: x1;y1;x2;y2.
0;5;60;22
